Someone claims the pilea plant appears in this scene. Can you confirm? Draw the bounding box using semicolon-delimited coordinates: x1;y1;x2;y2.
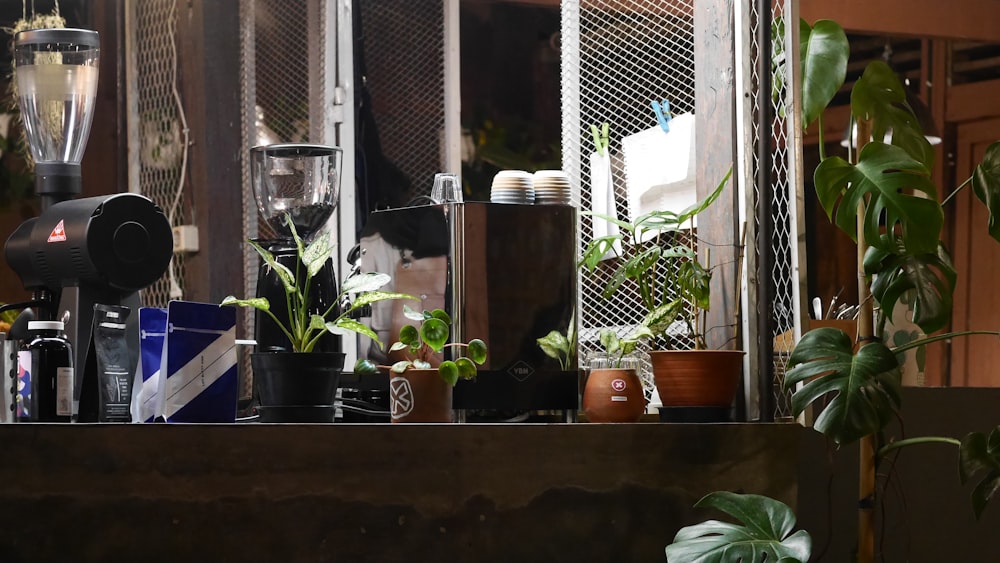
354;306;487;386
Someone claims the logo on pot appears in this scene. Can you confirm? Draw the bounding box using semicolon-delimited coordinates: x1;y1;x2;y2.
389;376;414;419
611;378;627;392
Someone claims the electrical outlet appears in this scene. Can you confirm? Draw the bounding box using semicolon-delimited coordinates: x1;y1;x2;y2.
172;225;199;253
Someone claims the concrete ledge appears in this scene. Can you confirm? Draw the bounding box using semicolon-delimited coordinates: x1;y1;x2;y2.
0;423;807;562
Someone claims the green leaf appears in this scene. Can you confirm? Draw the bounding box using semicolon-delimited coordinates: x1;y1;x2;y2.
412;359;432;370
800;19;848;129
467;339;487;364
814;142;942;256
302;231;333;279
389;341;409;352
642;299;684;337
674;167;731;226
960;427;1000;520
785;329;902;445
665;491;811;563
537;330;569;361
439;361;460;386
399;324;419;346
972;141;1000;244
455;357;477;380
332;318;382;349
420;317;450;352
402;304;425;322
866;242;956;334
221;295;270;312
285;213;305;258
851;60;934;168
390;360;413;373
353;359;379;375
599;328;621;356
348;291;417;311
341;272;392;294
678;259;712;312
248;240;296;294
429;309;452;325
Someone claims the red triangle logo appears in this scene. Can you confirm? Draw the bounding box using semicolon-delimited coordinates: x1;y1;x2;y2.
47;219;67;243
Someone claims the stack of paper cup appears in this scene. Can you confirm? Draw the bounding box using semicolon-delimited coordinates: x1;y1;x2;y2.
532;170;573;205
490;170;534;204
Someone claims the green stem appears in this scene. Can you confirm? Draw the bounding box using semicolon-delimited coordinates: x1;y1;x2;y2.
941;176;974;207
877;436;961;461
890;330;1000;354
263;308;297;351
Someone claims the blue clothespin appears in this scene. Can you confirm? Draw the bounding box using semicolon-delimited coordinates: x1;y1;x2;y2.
652;99;672;133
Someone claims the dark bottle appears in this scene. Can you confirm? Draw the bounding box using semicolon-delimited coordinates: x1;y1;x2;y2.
18;321;73;422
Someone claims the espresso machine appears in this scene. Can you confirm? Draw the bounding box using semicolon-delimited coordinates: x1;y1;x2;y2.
358;202;579;419
249;144;343;352
2;29;174;417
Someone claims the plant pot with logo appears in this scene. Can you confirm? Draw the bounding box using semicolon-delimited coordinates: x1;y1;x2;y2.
581;330;646;423
356;306;487;424
223;213;413;423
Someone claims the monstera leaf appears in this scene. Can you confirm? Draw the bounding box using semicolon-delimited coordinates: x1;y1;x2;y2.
851;60;934;169
800;19;849;130
785;328;903;445
665;492;811;563
814;142;942;256
865;241;957;335
960;426;1000;520
973;141;1000;244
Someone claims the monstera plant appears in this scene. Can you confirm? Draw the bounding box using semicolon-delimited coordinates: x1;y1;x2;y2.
667;18;1000;563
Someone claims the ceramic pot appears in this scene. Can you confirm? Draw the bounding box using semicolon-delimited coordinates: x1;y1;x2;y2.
251;352;344;422
388;369;453;423
649;349;744;408
583;367;646;423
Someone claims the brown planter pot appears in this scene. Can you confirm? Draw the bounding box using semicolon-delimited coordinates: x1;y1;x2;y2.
649;350;744;407
583;368;646;423
388;369;453;423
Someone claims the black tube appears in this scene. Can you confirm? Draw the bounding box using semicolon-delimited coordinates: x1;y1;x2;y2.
755;0;775;422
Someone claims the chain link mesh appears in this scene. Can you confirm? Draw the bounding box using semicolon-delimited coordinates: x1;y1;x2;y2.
129;0;189;308
360;0;446;203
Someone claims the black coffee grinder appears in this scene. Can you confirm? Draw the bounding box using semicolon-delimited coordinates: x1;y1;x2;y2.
2;29;174;419
249;144;343;352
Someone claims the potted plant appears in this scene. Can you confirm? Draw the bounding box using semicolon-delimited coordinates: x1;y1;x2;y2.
580;169;743;420
666;18;1000;562
354;306;487;423
223;214;414;422
580;328;646;423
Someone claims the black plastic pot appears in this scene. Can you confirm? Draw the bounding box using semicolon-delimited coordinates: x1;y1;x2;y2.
251;352;345;423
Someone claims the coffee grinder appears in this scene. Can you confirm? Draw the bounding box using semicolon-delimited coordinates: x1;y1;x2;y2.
2;29;174;418
249;144;343;352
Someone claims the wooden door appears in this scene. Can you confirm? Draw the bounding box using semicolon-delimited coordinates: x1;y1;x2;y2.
948;117;1000;387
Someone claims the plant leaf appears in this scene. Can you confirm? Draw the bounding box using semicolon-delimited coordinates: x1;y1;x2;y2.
642;299;684;337
537;330;569;361
248;240;296;294
420;317;449;352
348;291;417;311
302;231;333;279
800;19;848;130
785;328;902;445
972;141;1000;244
402;304;425;322
814;142;942;256
221;296;270;312
353;358;379;375
390;360;413;374
665;491;811;563
341;272;392;294
467;339;487;364
439;361;459;386
430;309;452;325
960;426;1000;520
866;242;956;334
332;318;382;349
399;324;419;346
851;60;934;169
455;357;477;380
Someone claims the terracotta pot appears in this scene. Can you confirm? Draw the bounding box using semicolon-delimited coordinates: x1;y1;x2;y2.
649;350;744;407
388;369;453;423
251;351;344;423
583;368;646;423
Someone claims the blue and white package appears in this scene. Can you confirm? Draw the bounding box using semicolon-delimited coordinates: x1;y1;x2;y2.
131;307;167;423
159;301;238;423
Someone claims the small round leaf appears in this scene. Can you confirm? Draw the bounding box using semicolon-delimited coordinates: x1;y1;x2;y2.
353;359;379;375
467;339;487;364
439;361;459;386
399;324;419;346
455;357;477;380
420;317;449;352
430;309;452;325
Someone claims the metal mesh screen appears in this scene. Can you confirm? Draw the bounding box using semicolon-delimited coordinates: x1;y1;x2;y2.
128;0;190;308
359;0;446;203
746;0;801;419
561;0;696;403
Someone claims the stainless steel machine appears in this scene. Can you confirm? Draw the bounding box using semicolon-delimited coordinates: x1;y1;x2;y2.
358;202;578;418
